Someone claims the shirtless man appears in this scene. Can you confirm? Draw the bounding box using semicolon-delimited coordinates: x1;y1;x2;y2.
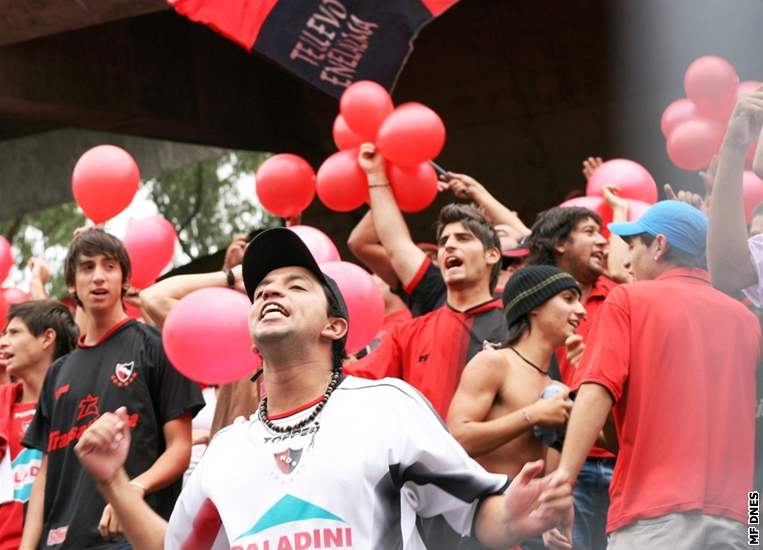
448;265;585;549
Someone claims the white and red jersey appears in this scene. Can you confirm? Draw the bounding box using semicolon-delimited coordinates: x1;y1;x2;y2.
166;376;508;550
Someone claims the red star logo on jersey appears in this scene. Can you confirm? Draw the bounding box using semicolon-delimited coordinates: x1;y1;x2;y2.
76;394;100;421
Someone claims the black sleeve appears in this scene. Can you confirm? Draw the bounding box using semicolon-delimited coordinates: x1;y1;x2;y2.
141;326;205;425
22;357;63;452
404;259;446;317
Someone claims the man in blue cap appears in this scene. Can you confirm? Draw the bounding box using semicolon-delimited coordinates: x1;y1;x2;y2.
557;200;760;549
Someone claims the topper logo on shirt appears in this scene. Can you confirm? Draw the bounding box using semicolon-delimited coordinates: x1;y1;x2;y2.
111;361;138;388
274;448;303;474
76;394;100;421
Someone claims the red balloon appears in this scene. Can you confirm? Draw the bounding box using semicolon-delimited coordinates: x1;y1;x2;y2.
339;81;394;141
666;118;725;170
625;199;652;221
320;261;384;355
559;196;613;237
163;288;260;384
316;150;368;212
332;115;364;151
2;288;31;305
387;162;439;213
738;80;762;97
743;171;763;224
586;159;658;204
376;103;446;167
0;291;7;331
0;237;12;283
123;216;177;289
255;154;315;218
72;145;140;223
661;98;697;138
684;56;738;121
288;225;341;264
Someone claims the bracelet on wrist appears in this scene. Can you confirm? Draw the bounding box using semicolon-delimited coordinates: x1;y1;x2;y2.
223;268;235;288
129;480;146;493
368;183;390;188
520;408;533;425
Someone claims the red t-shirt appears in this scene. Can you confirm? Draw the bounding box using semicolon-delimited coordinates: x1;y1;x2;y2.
346;299;507;418
0;397;39;550
579;268;761;533
556;275;618;459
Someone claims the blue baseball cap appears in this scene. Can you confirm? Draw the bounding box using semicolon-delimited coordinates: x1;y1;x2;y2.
608;200;708;256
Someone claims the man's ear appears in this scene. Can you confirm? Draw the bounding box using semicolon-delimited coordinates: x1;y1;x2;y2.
653;234;669;261
554;239;567;256
322;317;349;343
40;328;56;352
485;246;501;267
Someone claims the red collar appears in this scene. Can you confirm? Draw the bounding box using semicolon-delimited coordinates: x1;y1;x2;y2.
655;267;711;283
78;318;133;348
447;298;503;316
588;275;618;300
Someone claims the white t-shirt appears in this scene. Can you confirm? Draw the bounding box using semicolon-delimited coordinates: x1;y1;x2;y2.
165;376;508;550
745;233;763;306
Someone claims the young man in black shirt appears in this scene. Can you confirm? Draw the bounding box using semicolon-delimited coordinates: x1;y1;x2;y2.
20;229;204;550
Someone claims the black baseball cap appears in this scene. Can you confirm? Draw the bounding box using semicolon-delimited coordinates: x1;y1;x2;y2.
242;228;349;328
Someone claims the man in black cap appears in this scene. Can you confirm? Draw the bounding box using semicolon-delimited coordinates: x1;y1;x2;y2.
71;228;573;550
448;266;586;550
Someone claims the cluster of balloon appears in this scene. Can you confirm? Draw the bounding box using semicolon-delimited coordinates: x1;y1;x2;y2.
0;237;13;327
255;154;316;218
561;159;658;236
321;80;446;213
162;287;261;384
663;56;760;171
72;145;140;223
123;215;177;289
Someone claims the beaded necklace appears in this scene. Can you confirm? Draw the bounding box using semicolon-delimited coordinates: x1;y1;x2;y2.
258;368;341;433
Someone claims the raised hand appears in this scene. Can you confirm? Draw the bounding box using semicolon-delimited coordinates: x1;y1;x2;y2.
602;185;628;212
663;184;708;213
223;234;248;270
74;407;131;484
565;334;585;368
358;143;385;177
446;172;486;201
503;462;574;543
582;156;604;181
724;85;763;150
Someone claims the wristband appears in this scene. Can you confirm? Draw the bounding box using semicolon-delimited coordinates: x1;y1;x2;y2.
224;268;235;288
368;183;390;188
129;480;146;492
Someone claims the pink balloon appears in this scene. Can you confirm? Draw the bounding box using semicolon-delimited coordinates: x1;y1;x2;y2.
288;225;340;264
0;237;12;283
316;149;368;212
72;145;140;223
376;103;446;167
123;215;177;289
0;292;7;331
738;80;762;97
625;199;652;221
559;196;613;237
339;81;394;141
2;288;31;305
387;162;439;213
587;159;658;204
332;115;364;150
320;261;384;355
684;56;738;121
743;171;763;224
661;98;697;138
255;154;316;218
163;288;260;384
666;118;725;170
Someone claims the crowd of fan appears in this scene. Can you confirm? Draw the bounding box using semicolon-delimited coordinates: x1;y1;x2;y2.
1;88;762;550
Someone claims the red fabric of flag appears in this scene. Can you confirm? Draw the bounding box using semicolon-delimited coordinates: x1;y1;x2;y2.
169;0;278;49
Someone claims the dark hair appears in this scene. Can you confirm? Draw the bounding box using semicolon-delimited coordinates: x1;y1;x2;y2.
504;315;530;347
320;283;346;373
64;229;132;303
436;203;502;292
7;300;79;360
630;232;706;269
528;207;602;267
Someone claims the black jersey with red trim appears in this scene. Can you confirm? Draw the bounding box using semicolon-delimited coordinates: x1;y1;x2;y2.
345;299;507;418
23;319;204;550
401;257;446;317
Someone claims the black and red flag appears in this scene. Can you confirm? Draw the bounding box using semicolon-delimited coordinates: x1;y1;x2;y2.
168;0;458;97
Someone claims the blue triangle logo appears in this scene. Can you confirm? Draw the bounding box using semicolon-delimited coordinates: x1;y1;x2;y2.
236;495;346;540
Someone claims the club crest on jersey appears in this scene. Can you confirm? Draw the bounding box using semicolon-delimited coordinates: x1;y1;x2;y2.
111;361;137;388
274;448;303;474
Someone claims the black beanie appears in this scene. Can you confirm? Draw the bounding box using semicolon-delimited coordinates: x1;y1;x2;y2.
502;266;581;327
